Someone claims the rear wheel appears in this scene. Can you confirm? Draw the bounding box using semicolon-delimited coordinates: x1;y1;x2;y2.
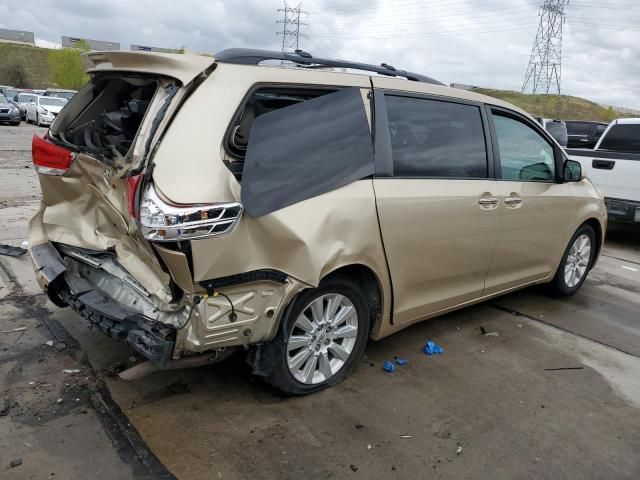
262;276;370;395
550;224;596;296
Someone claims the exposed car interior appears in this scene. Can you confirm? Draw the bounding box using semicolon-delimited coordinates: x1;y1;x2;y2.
225;87;338;179
55;76;159;161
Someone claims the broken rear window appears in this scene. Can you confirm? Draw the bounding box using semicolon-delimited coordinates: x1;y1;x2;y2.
241;87;375;217
50;75;162;162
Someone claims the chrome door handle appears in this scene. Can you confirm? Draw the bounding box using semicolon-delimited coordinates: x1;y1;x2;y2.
478;198;498;206
504;197;523;205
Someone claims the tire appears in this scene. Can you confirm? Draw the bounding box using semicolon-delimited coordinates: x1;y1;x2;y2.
12;120;20;126
260;276;370;395
549;224;596;296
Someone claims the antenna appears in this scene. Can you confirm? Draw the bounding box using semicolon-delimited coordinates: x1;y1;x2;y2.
276;2;307;52
522;0;569;95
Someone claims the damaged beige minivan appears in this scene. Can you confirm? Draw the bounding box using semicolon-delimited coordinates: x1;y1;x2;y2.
29;48;606;394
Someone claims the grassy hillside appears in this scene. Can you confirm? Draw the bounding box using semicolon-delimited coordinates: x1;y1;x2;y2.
475;88;619;122
0;43;54;88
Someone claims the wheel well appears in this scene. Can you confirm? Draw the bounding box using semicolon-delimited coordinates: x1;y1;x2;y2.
583;218;603;264
321;265;383;334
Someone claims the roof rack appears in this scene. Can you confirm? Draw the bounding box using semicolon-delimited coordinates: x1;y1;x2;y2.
214;48;445;86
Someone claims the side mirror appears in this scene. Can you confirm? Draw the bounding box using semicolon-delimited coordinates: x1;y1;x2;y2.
563;159;584;182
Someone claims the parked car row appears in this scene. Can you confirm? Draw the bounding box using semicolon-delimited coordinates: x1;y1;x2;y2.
0;93;21;125
0;86;76;125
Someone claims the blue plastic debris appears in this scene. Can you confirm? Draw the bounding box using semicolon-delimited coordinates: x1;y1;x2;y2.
424;341;444;355
395;357;409;366
383;361;396;373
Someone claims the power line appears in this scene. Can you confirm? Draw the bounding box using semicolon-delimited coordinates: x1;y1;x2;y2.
308;23;538;40
522;0;569;95
276;2;307;52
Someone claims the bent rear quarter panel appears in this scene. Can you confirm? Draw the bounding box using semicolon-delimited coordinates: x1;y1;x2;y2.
151;63;393;336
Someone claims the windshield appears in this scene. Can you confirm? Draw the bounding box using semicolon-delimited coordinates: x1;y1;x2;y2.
0;94;7;103
20;94;36;103
4;89;18;99
40;97;67;107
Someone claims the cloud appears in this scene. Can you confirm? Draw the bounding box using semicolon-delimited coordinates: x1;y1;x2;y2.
1;0;638;108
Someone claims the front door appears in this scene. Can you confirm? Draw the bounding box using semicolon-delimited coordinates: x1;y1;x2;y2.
484;109;574;295
372;90;500;325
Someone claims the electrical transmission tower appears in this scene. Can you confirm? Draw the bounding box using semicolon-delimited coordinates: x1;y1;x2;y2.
277;2;307;52
521;0;568;95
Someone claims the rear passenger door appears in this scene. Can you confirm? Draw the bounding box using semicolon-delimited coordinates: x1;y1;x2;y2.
372;89;500;325
483;109;574;295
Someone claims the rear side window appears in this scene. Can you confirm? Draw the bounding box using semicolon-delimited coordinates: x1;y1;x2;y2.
493;114;555;182
566;122;589;135
599;124;640;154
384;95;488;178
242;87;374;217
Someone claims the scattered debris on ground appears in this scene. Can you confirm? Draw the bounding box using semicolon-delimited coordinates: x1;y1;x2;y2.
456;446;463;455
2;326;27;334
480;326;499;336
0;244;27;256
424;341;444;355
383;361;395;373
166;380;191;395
544;367;585;371
9;458;23;468
62;369;80;374
395;357;408;365
0;398;10;416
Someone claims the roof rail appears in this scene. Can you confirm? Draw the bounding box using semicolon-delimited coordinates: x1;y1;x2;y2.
214;48;445;86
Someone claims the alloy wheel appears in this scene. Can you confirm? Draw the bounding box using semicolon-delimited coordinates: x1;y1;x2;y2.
564;233;591;288
286;293;359;385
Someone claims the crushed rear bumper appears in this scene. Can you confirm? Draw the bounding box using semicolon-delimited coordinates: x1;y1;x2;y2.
30;242;177;364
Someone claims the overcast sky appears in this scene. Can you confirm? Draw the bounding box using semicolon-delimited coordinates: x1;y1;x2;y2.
2;0;639;108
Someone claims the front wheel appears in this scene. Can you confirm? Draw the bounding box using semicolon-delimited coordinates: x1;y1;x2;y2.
261;276;370;395
549;224;596;296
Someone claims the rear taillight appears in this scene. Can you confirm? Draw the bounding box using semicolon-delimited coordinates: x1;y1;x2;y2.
126;174;143;220
32;135;74;175
139;184;243;241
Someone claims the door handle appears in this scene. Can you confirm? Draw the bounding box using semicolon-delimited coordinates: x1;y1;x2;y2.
478;198;498;206
592;159;615;170
504;197;523;206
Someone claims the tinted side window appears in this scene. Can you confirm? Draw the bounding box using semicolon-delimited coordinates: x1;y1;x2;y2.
595;124;607;134
493;114;555;182
566;122;589;135
385;95;487;178
599;124;640;154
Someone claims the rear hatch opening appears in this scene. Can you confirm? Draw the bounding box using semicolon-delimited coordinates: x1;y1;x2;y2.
48;74;173;172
